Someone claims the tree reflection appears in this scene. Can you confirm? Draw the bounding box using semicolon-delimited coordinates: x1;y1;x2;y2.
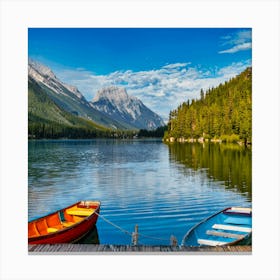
167;143;252;201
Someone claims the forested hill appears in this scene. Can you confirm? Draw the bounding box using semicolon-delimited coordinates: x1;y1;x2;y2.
28;77;109;138
164;67;252;145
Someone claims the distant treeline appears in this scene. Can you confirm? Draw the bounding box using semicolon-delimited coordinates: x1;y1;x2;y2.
164;67;252;145
138;125;167;138
29;120;101;139
28;113;139;139
28;121;138;139
28;120;167;139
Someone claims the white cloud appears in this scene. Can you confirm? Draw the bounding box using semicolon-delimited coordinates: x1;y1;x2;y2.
162;62;191;69
219;42;252;54
217;60;251;78
55;61;252;122
219;30;252;54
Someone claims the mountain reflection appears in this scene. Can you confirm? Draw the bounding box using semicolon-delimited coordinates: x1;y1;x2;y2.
167;143;252;201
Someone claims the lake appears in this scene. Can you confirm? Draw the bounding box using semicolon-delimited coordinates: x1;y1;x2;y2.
28;139;252;245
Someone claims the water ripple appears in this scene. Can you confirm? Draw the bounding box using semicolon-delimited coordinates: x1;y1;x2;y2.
29;139;251;245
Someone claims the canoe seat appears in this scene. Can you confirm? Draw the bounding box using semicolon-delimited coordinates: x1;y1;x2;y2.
198;239;227;246
66;208;94;217
230;207;252;214
47;227;58;233
206;230;245;239
212;224;252;233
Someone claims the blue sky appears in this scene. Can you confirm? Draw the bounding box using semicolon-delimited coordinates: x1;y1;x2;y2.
28;28;252;120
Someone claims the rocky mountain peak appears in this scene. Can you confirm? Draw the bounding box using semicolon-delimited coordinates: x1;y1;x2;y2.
28;59;56;79
91;86;165;130
93;86;136;104
28;59;84;100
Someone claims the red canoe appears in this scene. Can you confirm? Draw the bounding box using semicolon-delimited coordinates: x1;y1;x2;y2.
28;200;101;244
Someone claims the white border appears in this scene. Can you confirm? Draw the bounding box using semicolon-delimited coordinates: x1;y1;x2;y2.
1;0;279;279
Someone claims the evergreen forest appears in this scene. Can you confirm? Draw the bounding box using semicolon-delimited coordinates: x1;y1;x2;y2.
164;67;252;145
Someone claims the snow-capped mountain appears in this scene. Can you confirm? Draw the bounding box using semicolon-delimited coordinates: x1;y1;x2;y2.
28;60;132;130
28;59;85;101
90;86;165;130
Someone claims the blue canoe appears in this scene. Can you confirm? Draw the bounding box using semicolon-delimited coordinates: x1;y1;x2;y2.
181;207;252;246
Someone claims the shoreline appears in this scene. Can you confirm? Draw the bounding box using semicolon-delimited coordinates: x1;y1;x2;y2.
163;136;251;147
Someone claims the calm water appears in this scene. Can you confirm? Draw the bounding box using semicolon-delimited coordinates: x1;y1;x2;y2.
28;139;252;245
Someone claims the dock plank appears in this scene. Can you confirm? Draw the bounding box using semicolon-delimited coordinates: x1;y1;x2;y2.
28;244;252;253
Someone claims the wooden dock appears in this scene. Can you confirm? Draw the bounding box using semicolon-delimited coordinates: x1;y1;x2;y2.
28;244;252;254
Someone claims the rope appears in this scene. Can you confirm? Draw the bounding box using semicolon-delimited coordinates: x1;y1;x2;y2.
95;212;133;237
95;212;171;243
